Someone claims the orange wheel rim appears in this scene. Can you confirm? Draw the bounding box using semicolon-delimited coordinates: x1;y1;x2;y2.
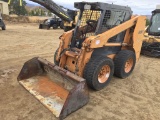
98;65;110;83
124;58;133;73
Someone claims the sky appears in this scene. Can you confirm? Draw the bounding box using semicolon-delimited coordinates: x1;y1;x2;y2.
26;0;160;15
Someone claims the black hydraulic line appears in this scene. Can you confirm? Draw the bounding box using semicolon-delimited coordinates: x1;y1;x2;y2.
29;0;73;22
70;10;83;48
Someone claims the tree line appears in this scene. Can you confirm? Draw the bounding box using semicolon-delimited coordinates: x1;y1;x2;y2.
28;8;52;16
1;0;52;16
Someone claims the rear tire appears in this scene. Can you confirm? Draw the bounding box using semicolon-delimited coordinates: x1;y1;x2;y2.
53;24;58;29
60;22;64;29
83;56;114;91
114;50;136;78
39;24;42;29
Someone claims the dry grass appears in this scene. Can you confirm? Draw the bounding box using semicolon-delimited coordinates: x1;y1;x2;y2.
2;14;50;23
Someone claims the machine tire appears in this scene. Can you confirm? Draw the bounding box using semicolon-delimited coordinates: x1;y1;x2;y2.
54;48;59;65
64;26;71;32
114;50;136;78
53;24;58;29
60;22;64;29
83;56;114;91
39;24;43;29
2;25;6;30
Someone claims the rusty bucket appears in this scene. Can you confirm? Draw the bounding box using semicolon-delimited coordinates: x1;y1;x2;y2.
17;57;89;119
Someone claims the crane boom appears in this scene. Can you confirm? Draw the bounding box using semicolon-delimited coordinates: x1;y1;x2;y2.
29;0;73;22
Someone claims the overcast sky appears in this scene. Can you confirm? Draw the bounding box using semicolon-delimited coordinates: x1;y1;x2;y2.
26;0;160;15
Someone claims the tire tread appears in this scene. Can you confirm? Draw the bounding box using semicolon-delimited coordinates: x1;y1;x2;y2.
114;50;136;78
84;56;114;90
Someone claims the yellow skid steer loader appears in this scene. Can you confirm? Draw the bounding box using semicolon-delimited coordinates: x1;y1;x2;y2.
141;5;160;57
18;2;146;119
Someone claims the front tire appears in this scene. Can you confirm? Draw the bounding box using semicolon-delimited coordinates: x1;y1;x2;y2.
114;50;136;78
2;25;6;30
83;56;114;91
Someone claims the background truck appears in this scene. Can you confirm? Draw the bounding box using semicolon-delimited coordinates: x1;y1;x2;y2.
39;17;64;29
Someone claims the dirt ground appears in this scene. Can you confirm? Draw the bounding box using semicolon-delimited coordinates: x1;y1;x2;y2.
0;23;160;120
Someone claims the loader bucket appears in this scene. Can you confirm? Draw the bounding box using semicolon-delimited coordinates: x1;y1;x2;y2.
17;57;89;119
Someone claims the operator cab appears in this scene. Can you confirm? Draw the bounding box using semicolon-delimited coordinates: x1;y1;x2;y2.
148;7;160;36
71;2;132;48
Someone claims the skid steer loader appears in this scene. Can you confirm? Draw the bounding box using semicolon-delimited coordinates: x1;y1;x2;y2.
141;5;160;57
18;2;146;119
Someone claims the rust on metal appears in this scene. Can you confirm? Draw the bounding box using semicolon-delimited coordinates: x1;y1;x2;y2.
124;58;133;73
18;57;89;119
65;51;79;58
19;75;69;117
98;65;110;83
33;76;69;99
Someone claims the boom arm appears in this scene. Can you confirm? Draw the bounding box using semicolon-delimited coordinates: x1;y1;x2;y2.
29;0;73;22
88;16;146;48
86;16;146;61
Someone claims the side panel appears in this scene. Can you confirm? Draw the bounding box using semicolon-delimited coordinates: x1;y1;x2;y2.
133;16;146;61
89;16;139;48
